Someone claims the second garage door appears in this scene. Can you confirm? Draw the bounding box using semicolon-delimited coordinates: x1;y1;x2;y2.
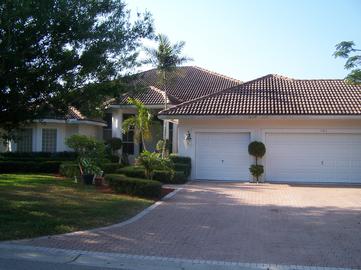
266;133;361;183
195;132;250;181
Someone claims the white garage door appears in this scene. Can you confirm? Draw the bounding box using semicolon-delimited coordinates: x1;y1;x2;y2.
266;133;361;183
195;132;250;181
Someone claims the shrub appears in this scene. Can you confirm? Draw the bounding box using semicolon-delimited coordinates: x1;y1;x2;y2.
248;141;266;183
136;151;162;179
173;163;191;177
153;169;174;183
172;171;187;184
169;155;191;177
248;141;266;164
117;166;146;178
101;163;123;174
59;162;80;179
0;161;61;173
0;151;77;161
169;154;191;164
249;165;264;181
106;174;161;198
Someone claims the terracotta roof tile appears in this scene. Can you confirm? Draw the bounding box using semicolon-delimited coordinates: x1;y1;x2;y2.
159;74;361;116
114;66;241;105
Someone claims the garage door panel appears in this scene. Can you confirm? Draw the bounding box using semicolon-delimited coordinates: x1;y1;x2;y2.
266;133;361;183
196;132;250;181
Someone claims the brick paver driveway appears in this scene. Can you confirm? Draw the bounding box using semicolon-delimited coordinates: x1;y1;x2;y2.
18;182;361;268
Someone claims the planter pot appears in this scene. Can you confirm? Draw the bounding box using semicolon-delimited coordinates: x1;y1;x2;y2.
82;174;94;185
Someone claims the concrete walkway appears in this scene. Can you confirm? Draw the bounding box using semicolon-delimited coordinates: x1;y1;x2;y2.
7;182;361;269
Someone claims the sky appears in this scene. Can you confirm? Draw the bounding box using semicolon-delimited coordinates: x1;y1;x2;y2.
127;0;361;81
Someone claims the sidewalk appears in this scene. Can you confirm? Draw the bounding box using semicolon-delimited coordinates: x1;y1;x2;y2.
0;244;357;270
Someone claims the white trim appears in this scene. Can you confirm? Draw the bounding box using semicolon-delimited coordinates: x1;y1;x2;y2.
159;114;361;120
35;119;106;127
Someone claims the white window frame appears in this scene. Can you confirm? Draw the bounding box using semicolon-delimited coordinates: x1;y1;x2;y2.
42;128;57;152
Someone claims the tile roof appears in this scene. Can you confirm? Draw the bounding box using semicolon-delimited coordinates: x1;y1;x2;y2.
114;66;241;105
159;74;361;116
117;86;166;105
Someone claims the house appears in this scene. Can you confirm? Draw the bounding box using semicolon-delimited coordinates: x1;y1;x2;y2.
105;66;241;162
6;66;361;183
158;73;361;183
8;107;105;152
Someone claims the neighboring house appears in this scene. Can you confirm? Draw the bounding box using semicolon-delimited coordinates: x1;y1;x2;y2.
8;107;105;152
158;74;361;183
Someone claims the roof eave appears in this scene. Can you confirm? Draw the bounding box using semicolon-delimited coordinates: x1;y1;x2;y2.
158;114;361;120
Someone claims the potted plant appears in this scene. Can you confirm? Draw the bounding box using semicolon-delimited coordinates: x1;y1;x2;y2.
80;158;102;185
248;141;266;183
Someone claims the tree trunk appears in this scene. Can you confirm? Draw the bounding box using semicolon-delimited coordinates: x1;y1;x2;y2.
141;134;147;152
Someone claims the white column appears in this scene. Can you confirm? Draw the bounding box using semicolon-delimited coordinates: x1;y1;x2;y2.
112;109;123;138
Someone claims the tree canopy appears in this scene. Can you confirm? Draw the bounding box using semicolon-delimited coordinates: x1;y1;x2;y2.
334;41;361;84
0;0;154;133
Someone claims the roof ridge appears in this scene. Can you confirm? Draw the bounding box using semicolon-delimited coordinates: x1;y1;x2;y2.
68;106;85;119
192;66;242;84
268;74;295;81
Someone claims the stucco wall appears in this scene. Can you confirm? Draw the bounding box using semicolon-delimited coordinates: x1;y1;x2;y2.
177;118;361;180
10;121;103;152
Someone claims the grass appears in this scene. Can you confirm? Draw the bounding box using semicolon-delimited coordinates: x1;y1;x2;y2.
0;174;153;241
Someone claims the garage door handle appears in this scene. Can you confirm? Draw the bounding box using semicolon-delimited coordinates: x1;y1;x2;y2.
221;160;224;163
321;161;324;165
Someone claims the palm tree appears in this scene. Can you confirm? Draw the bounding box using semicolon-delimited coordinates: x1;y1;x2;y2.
122;97;154;151
144;34;192;155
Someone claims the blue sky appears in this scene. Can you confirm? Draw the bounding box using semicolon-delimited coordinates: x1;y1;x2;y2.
127;0;361;81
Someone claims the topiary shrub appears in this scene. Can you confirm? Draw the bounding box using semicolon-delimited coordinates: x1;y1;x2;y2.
248;141;266;183
106;174;161;198
249;165;264;181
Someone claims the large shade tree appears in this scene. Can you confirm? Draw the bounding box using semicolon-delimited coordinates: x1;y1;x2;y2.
334;41;361;84
0;0;153;135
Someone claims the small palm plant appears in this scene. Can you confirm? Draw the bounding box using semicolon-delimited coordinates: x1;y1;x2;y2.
122;97;155;151
136;151;161;180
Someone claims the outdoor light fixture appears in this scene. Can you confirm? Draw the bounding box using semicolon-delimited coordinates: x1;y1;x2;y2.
184;131;192;144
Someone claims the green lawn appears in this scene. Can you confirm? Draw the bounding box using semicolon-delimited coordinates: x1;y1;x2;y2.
0;174;153;241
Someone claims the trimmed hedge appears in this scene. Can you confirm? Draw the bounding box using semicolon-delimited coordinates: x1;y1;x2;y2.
59;163;80;179
173;163;191;177
169;154;191;165
106;174;161;198
101;163;123;174
0;161;61;173
0;151;77;160
153;169;188;184
153;170;174;183
117;166;145;178
173;171;187;184
170;154;191;177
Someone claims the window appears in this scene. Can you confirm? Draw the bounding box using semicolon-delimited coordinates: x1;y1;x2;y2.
16;129;33;152
168;122;173;153
122;114;134;155
42;129;57;152
103;112;112;141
